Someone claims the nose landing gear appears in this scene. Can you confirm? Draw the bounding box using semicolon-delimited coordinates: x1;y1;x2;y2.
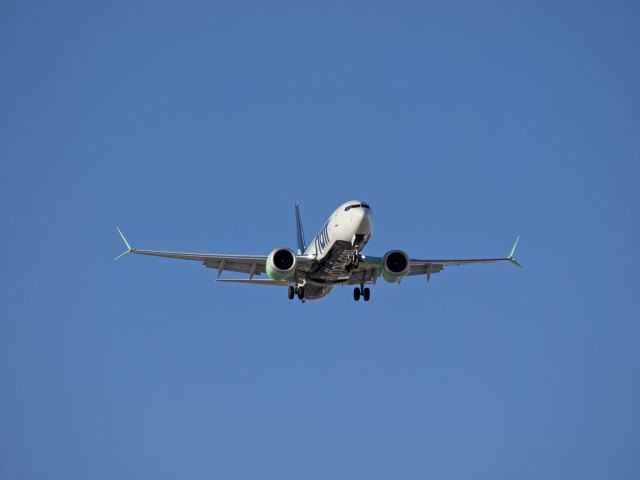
353;286;370;302
345;250;361;273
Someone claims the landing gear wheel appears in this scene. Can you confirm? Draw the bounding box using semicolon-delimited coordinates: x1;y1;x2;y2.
353;287;361;301
297;287;305;300
363;287;370;301
288;286;295;300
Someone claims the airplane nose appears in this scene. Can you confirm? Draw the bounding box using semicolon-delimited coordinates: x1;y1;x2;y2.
356;208;373;234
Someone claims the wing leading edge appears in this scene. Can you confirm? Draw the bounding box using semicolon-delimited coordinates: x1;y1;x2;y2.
360;236;521;281
114;227;313;279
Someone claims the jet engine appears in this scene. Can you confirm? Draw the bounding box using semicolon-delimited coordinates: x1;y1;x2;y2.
266;248;297;280
380;250;410;283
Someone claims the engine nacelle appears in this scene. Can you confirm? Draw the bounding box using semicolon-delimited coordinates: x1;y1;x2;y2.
380;250;410;283
266;248;297;280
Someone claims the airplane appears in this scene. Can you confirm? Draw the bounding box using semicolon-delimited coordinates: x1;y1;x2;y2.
115;200;521;302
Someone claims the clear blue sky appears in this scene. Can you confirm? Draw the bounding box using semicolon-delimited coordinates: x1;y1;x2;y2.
1;1;639;478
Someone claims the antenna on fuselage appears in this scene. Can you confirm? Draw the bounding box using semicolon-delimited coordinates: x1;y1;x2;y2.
294;201;306;255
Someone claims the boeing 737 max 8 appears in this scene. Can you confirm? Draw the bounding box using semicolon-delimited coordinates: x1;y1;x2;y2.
115;200;521;302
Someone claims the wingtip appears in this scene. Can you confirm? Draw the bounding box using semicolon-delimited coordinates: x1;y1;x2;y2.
509;257;523;268
508;235;522;268
114;226;133;260
508;235;520;258
116;226;133;251
113;250;129;261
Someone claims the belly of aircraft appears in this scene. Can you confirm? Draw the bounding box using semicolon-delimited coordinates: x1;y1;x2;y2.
307;241;358;284
301;284;333;300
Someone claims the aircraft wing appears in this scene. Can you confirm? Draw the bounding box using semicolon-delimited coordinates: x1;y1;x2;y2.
114;227;313;278
406;255;519;277
133;249;269;276
358;236;521;282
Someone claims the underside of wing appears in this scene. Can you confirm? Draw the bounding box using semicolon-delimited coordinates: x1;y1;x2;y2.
360;236;522;280
216;279;290;286
345;264;380;285
407;257;503;276
130;249;269;276
407;236;522;275
114;227;315;278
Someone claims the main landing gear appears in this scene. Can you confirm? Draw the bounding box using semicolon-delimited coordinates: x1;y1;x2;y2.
288;285;304;301
353;286;370;302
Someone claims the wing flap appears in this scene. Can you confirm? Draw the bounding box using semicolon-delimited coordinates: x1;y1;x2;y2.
115;228;318;278
130;250;268;275
408;263;445;276
360;236;521;279
216;279;290;286
407;258;509;277
202;258;266;275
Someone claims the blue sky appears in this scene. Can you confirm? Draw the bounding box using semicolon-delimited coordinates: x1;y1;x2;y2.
1;1;639;478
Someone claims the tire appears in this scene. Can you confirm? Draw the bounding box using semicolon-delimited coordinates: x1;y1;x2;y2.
353;287;361;301
288;286;295;300
363;287;370;301
298;287;305;300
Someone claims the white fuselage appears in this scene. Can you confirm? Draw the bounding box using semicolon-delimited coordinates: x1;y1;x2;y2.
299;200;373;299
305;200;373;258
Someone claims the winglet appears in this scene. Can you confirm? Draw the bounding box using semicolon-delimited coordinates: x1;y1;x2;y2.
507;235;522;268
114;226;134;261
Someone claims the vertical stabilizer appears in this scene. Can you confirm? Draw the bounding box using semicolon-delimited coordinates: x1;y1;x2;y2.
295;201;306;255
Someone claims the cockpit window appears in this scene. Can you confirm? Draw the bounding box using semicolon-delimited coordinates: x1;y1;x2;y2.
345;203;370;211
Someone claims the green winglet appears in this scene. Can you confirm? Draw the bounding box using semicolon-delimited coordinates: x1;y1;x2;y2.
507;235;522;268
114;226;134;261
